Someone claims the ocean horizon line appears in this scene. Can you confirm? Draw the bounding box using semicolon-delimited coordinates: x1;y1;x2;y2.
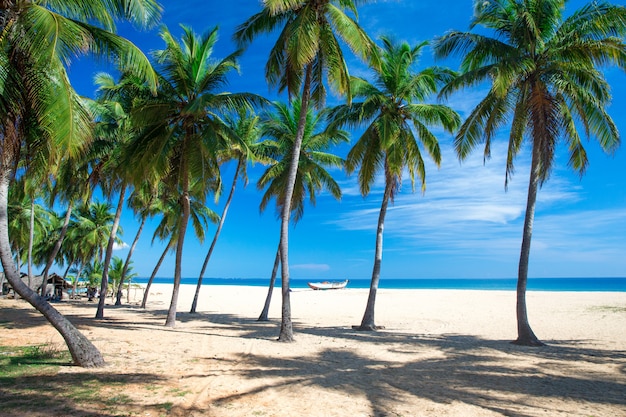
133;277;626;292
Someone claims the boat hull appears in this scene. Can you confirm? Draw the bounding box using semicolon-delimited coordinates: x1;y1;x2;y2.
307;280;348;290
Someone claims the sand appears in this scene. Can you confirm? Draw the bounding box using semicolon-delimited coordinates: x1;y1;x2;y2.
1;283;625;417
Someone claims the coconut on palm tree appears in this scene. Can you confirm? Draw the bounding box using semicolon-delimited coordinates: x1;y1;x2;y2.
433;0;626;345
256;99;348;321
235;0;379;341
330;37;460;330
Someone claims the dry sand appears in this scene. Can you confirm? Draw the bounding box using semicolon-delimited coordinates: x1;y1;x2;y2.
1;283;625;416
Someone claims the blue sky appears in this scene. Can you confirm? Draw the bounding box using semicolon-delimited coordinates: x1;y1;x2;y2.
65;0;626;280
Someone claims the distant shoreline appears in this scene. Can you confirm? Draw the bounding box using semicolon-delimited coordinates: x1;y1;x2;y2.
132;277;626;292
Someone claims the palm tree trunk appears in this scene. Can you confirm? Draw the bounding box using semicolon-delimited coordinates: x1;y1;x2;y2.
278;64;313;342
513;140;545;346
27;198;34;289
0;169;105;367
96;184;126;319
190;159;241;313
115;215;147;305
140;241;171;309
41;201;73;298
165;193;189;327
356;177;391;331
258;244;280;321
165;139;192;327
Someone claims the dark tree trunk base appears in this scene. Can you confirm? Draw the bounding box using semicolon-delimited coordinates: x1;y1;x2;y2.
257;315;269;322
511;337;546;347
277;335;295;343
352;325;385;331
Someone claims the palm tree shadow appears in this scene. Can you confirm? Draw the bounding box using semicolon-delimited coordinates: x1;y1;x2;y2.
194;325;626;416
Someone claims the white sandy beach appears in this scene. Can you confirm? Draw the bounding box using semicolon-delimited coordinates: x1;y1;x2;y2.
2;283;626;416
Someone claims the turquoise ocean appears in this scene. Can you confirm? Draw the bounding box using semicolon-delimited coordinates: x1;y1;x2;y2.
134;277;626;292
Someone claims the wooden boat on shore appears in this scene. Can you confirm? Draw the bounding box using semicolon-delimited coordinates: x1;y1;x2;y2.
307;280;349;290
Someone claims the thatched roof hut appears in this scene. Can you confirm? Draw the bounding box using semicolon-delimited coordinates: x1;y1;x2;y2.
1;272;71;298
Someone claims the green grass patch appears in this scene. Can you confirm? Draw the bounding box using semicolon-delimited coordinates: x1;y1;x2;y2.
167;387;190;397
0;344;70;379
0;345;170;416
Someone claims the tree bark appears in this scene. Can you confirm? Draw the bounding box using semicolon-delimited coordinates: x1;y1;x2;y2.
96;184;126;319
355;176;391;331
115;214;147;305
27;198;34;289
0;170;105;367
277;64;313;342
165;133;192;327
512;138;545;346
190;159;241;313
258;244;280;321
140;241;171;309
40;201;73;298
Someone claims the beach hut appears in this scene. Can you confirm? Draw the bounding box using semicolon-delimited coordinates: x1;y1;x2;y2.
2;273;71;300
40;274;72;300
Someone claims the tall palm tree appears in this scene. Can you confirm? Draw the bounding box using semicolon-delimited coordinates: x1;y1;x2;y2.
0;0;161;367
330;37;460;331
38;158;92;298
190;109;265;313
235;0;378;341
127;25;258;327
433;0;626;345
256;99;348;321
66;201;120;297
114;182;162;305
87;71;155;318
7;181;49;274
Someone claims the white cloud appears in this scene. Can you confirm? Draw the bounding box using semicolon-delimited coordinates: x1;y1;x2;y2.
113;242;129;251
291;263;331;272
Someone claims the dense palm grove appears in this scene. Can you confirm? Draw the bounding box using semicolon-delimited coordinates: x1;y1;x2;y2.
1;0;625;366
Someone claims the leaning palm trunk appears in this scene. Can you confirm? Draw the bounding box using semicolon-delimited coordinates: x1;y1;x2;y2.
140;241;172;308
40;202;73;298
115;214;147;305
513;141;544;346
0;172;105;367
96;184;126;319
258;244;280;321
277;65;313;342
190;159;241;313
356;178;392;331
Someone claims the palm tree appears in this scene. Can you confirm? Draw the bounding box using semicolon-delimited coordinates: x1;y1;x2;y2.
235;0;378;341
330;37;460;330
190;109;265;314
114;182;162;305
87;71;155;318
7;181;49;275
139;188;218;309
256;99;348;321
108;256;137;302
147;186;218;313
66;202;119;297
0;0;161;367
433;0;626;345
127;25;260;327
38;158;92;298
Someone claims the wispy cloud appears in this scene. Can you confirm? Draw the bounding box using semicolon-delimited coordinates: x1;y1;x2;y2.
291;263;331;272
